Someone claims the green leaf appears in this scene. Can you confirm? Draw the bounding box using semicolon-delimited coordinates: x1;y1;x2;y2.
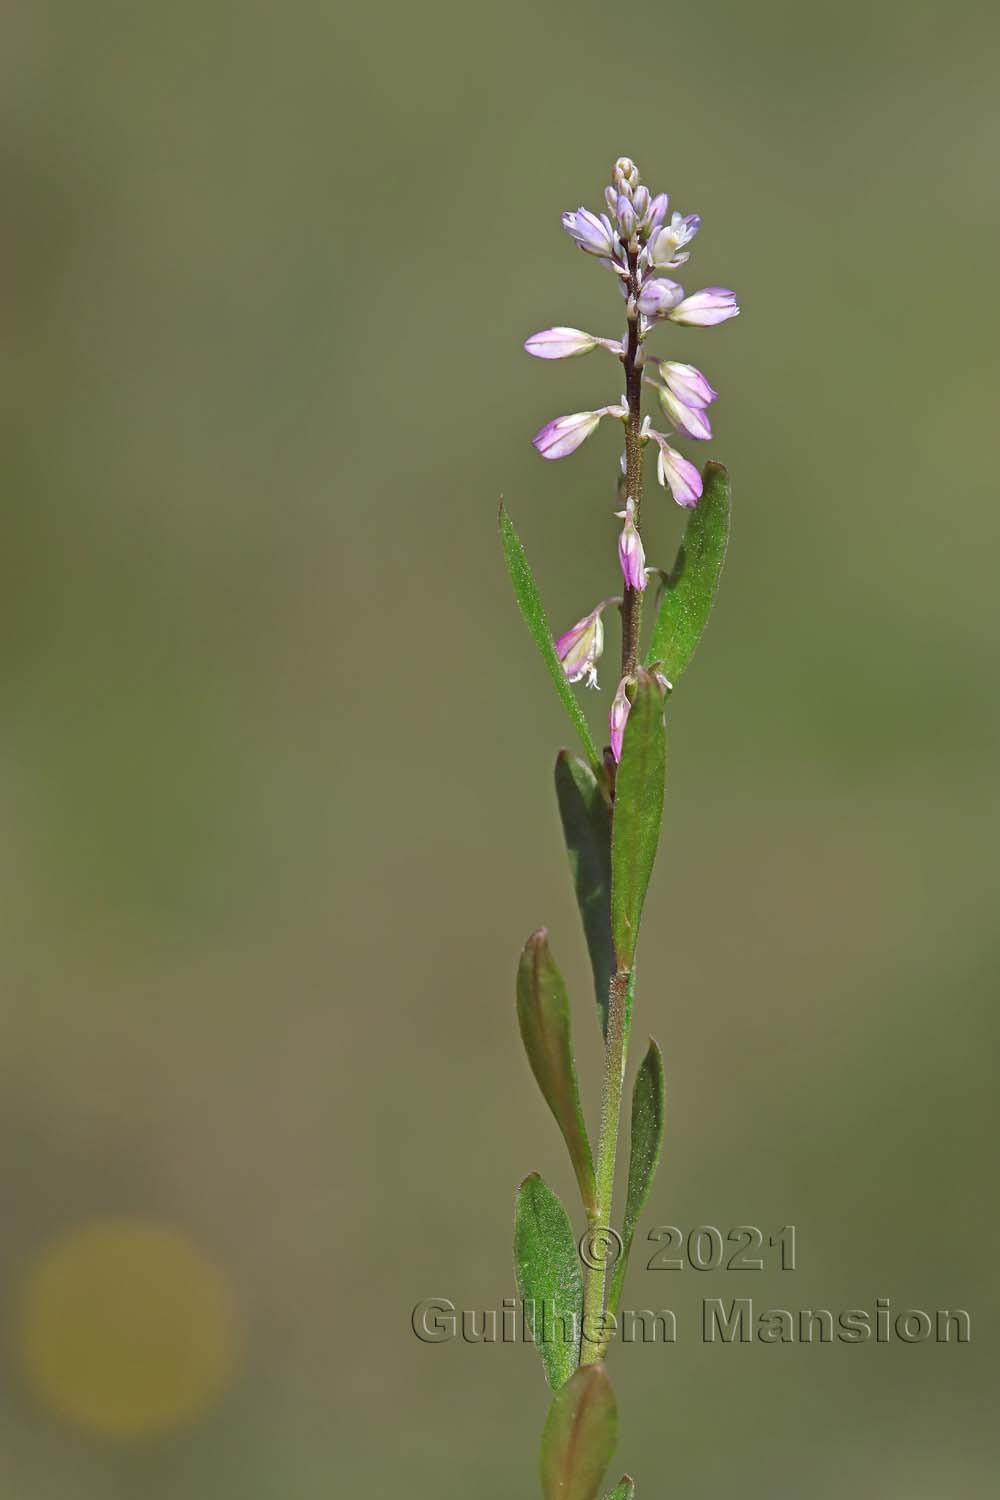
645;461;731;682
517;932;596;1214
608;1040;666;1319
540;1361;618;1500
604;1480;636;1500
499;503;603;774
554;752;614;1035
514;1173;584;1390
610;670;666;969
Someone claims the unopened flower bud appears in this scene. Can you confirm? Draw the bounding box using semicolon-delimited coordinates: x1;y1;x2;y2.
609;676;632;763
632;185;650;222
613;156;640;193
555;604;606;688
646;193;669;232
637;278;685;318
668;287;740;326
616;194;636;238
615;497;647;591
524;326;599;360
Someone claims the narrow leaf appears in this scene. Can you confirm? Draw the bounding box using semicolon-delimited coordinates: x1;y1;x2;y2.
610;670;666;968
555;752;614;1035
604;1480;636;1499
514;1173;584;1390
540;1361;618;1500
608;1040;666;1318
499;503;603;774
646;461;731;682
517;931;596;1214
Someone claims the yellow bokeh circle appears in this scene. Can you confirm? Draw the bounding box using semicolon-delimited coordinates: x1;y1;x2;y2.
17;1217;238;1440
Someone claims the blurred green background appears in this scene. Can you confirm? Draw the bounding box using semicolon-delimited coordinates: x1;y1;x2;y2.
2;1;998;1495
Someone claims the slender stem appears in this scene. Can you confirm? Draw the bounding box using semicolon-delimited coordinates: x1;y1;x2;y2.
579;967;632;1362
579;252;646;1363
619;244;646;680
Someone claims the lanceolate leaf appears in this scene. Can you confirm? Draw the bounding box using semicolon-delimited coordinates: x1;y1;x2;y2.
604;1481;636;1499
554;752;614;1036
517;931;596;1214
499;504;603;775
540;1362;618;1500
608;1040;666;1319
646;461;731;682
610;670;666;969
514;1173;584;1390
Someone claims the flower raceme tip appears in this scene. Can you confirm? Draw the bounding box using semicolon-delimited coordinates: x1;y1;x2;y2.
526;158;738;513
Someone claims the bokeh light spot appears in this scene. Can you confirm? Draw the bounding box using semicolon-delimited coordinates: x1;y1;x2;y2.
17;1218;238;1440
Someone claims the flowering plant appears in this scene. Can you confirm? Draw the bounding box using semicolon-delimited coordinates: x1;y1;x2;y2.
500;156;738;1498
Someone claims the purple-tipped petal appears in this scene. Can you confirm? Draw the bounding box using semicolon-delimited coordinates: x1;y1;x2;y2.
609;677;632;763
532;410;602;460
524;326;599;360
668;287;740;326
659;361;718;408
615;497;647;591
636;277;685;319
650;432;704;508
555;605;605;688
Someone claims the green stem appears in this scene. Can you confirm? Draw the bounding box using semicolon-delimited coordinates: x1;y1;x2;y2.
579;967;632;1362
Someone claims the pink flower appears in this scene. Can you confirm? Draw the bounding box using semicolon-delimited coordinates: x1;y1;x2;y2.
555;604;606;688
532;403;626;460
561;208;617;259
648;431;704;508
615;497;647;591
654;383;713;441
668;287;740;326
636;278;685;319
659;361;718;409
524;327;622;360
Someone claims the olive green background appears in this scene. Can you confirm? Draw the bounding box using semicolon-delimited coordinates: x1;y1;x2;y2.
2;1;997;1495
